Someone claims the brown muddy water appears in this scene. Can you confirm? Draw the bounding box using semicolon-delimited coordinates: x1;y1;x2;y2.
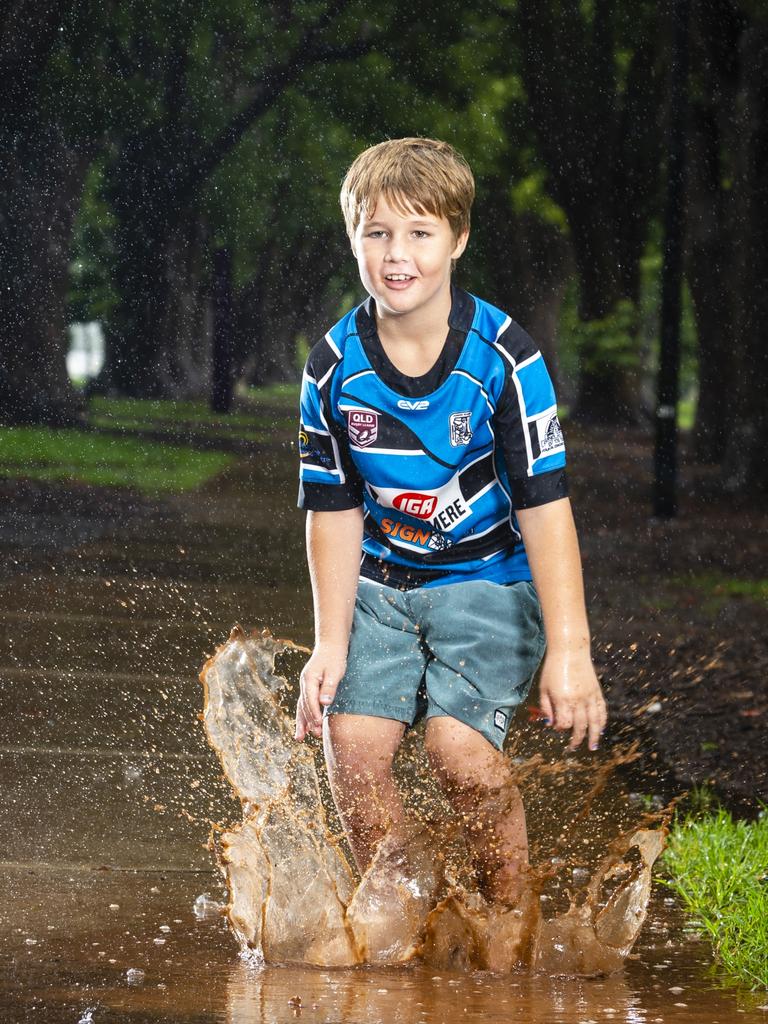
1;455;767;1023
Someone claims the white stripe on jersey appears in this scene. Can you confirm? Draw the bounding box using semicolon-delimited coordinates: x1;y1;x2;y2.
526;401;557;422
386;536;437;556
324;331;342;359
495;316;512;341
465;478;496;506
317;360;338;390
349;446;425;457
343;369;376;386
317;400;346;484
481;547;508;562
492;340;535;478
302;464;340;477
516;350;543;373
451;369;494;414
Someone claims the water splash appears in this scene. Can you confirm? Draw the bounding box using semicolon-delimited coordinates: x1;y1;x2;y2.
200;628;665;975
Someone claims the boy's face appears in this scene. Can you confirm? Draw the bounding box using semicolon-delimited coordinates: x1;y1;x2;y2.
352;193;468;324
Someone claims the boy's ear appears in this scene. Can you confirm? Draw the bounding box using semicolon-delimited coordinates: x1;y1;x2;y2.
451;229;470;261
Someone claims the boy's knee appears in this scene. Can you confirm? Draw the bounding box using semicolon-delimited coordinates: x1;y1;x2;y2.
424;716;504;789
325;715;401;783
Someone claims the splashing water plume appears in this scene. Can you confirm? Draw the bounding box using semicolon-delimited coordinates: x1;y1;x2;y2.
200;628;665;975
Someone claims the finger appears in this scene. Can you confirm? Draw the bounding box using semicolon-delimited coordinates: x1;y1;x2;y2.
598;696;608;731
553;700;573;733
294;699;309;742
539;691;554;727
567;705;588;751
318;671;341;708
587;702;603;751
301;669;323;730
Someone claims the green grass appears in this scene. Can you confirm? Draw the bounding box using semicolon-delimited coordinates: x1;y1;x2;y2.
670;572;768;611
663;808;768;989
0;387;303;493
88;393;297;442
0;426;234;493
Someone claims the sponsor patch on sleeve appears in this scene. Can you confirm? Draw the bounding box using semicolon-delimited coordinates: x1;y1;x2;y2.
534;412;565;456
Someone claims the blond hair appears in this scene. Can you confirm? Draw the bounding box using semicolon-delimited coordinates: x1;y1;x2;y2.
340;137;475;241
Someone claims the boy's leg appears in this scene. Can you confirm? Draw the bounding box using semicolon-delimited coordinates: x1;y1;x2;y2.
424;715;528;905
409;579;544;904
321;579;427;874
323;713;407;874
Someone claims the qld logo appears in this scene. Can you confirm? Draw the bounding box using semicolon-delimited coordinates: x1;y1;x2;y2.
393;492;438;519
347;409;379;448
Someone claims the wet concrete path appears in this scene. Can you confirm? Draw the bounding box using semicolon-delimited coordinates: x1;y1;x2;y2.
1;453;767;1022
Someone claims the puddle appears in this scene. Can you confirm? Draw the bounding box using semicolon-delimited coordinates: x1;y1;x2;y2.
200;628;667;976
2;460;767;1022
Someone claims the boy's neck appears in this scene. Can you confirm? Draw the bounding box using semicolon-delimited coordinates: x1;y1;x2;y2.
374;283;453;351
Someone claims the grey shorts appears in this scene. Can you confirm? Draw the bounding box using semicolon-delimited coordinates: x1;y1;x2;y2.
326;577;547;750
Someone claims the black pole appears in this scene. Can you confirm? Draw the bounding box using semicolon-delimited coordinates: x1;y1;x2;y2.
211;247;234;414
653;0;691;518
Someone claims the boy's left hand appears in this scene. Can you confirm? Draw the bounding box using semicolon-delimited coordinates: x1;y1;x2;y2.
538;648;607;752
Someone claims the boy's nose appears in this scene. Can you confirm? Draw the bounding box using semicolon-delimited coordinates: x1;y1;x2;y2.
385;240;408;261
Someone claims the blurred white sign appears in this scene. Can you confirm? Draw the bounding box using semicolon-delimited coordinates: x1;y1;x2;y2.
67;322;105;380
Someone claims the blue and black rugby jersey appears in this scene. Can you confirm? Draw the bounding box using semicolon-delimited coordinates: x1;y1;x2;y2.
298;288;567;589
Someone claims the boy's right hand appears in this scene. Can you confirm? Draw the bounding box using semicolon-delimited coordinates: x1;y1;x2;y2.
295;644;348;741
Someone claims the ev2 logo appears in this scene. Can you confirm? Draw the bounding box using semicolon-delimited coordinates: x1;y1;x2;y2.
397;399;430;411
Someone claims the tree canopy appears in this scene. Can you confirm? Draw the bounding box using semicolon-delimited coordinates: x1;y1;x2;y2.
1;0;766;494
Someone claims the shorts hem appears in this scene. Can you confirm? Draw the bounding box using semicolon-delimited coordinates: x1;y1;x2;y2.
324;703;416;725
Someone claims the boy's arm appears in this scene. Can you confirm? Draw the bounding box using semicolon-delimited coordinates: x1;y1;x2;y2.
295;506;364;741
516;497;607;752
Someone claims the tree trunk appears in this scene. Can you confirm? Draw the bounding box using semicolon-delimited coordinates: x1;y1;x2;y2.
721;23;768;495
0;123;89;425
514;0;663;426
685;100;733;463
237;229;348;388
100;136;211;400
469;183;573;398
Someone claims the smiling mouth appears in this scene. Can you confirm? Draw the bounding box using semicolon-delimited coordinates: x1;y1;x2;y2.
384;274;415;281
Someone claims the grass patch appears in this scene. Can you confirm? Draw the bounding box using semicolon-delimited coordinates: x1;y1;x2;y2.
87;391;297;443
0;427;234;493
663;807;768;989
671;572;768;610
1;387;301;492
244;381;301;404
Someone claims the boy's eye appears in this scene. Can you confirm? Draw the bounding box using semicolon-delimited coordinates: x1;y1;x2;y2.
413;230;430;239
367;230;387;238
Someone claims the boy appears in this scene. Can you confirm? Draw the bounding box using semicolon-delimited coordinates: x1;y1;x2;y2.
295;138;606;906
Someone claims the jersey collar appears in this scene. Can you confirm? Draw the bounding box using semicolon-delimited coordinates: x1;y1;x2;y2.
354;287;476;399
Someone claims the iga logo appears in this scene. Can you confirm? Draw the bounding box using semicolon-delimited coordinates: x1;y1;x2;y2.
393;492;438;519
347;409;379;448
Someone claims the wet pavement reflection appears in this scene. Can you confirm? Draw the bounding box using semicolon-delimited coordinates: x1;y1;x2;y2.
1;455;767;1022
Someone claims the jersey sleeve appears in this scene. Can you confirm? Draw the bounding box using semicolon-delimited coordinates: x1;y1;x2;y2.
297;362;364;512
493;322;568;510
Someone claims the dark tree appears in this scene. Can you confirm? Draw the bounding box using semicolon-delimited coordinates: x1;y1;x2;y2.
100;1;375;400
687;0;768;496
0;1;90;425
510;0;665;423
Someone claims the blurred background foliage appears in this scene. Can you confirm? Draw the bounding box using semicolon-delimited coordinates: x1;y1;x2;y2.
1;0;766;495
